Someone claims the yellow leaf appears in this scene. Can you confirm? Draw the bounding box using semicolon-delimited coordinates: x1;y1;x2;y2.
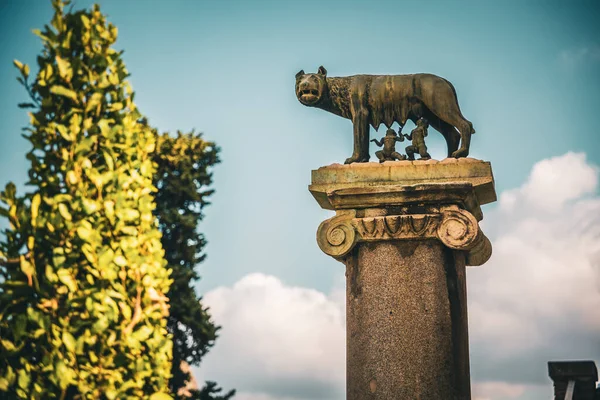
83;118;93;131
56;124;73;141
85;92;103;113
77;224;93;242
62;332;76;352
44;63;53;80
57;269;77;292
31;193;41;224
108;72;119;86
114;255;127;267
66;170;78;185
149;393;173;400
1;339;16;352
103;151;114;171
69;113;81;135
58;203;72;221
20;256;34;286
50;85;77;102
55;56;72;82
81;15;90;28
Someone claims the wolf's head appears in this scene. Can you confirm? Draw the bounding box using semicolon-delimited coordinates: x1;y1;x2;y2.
295;66;328;106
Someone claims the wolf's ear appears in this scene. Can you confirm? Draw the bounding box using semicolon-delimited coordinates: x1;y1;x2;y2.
295;70;305;79
317;66;327;77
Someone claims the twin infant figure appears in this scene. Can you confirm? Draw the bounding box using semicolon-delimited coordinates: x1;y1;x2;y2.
370;117;431;162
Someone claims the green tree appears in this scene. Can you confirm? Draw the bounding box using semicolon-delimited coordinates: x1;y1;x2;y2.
153;132;234;399
0;1;173;398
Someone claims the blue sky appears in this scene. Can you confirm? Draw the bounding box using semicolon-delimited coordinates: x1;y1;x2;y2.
1;1;599;399
2;0;599;292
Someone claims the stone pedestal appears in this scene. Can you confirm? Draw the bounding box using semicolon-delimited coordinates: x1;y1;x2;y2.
309;158;496;400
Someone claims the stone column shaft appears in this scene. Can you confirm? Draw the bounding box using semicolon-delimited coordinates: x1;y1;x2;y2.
346;241;470;399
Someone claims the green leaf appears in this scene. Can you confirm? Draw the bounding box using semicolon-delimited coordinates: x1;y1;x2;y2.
103;151;114;171
66;170;78;185
85;92;103;113
82;198;99;214
17;369;29;390
91;316;109;334
132;325;153;342
57;269;77;292
32;28;51;42
119;208;140;222
42;63;53;81
50;85;77;102
32;328;46;339
4;182;16;201
98;248;114;270
52;253;65;268
31;193;41;223
113;255;127;267
76;224;93;242
20;256;35;279
55;360;75;390
81;243;95;262
119;302;132;320
55;56;72;81
62;332;76;353
81;15;90;28
1;339;17;352
54;194;72;203
57;203;72;221
0;366;15;390
74;136;95;154
56;124;73;141
18;103;36;109
27;308;42;327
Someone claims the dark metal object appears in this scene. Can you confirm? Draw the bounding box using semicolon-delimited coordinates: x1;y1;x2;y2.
370;128;406;162
548;361;598;400
404;118;431;160
295;66;474;164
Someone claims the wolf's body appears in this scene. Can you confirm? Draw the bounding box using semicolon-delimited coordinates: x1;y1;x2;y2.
296;67;474;164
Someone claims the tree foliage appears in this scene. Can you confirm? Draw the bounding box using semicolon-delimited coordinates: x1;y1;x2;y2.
154;132;234;399
0;1;173;398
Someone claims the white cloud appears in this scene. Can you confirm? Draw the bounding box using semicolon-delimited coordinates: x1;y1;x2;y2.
195;273;346;400
559;44;600;67
195;152;600;399
469;152;600;386
472;381;527;400
499;152;598;213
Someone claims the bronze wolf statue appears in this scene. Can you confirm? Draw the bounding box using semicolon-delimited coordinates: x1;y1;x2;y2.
295;66;475;164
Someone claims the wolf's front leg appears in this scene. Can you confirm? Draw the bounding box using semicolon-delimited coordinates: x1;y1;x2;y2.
345;110;370;164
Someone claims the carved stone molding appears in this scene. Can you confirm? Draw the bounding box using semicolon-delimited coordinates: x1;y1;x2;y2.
316;212;357;258
316;208;491;266
353;214;441;242
437;209;479;250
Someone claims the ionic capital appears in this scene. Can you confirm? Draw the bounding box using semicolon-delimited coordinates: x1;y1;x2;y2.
316;208;491;266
